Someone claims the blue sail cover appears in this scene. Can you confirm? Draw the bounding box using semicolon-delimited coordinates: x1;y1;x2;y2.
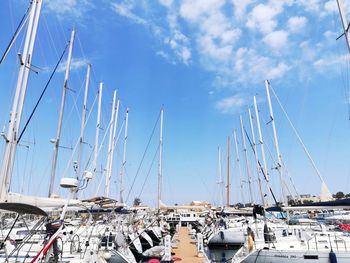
293;198;350;207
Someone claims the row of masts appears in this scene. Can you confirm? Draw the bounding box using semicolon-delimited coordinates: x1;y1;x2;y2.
219;79;334;207
218;0;350;208
218;81;277;207
0;0;43;201
0;0;164;206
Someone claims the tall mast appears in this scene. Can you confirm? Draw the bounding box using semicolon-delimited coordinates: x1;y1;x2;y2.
336;0;350;53
119;108;129;203
265;80;286;204
157;108;164;210
253;96;271;204
105;91;117;197
233;130;245;205
240;115;254;204
92;82;103;176
48;30;75;197
248;108;265;206
217;146;224;207
0;0;42;201
226;136;230;207
76;64;91;181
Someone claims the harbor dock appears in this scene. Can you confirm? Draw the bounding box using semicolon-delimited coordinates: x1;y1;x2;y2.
172;227;205;263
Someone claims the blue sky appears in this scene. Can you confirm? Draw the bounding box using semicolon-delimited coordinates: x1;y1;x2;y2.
1;0;350;206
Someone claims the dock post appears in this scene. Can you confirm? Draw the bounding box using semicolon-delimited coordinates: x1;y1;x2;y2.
197;233;204;257
163;234;172;261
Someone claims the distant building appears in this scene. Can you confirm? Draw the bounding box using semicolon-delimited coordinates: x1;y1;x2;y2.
287;194;321;204
190;201;211;207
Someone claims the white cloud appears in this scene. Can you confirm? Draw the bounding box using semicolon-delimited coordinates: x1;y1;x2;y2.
181;47;191;64
57;58;89;73
111;2;147;25
234;47;290;83
45;0;93;18
299;41;317;62
263;30;288;49
106;0;344;100
156;50;170;60
323;1;337;14
198;35;233;61
159;0;173;7
267;62;290;79
321;0;350;17
313;54;348;69
246;3;282;34
323;30;337;42
164;12;192;64
179;0;225;22
215;95;247;114
295;0;321;12
179;0;241;68
288;16;307;32
232;0;255;20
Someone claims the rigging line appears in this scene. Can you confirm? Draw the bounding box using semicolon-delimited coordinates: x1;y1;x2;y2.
42;14;60;60
0;2;31;64
93;120;125;196
138;144;160;199
64;74;85;126
76;32;88;65
282;162;300;198
27;138;36;195
332;10;350;120
68;32;86;93
17;42;70;144
60;91;99;181
82;93;102;171
125;111;161;203
243;127;279;207
20;146;30;195
269;85;328;186
263;137;294;200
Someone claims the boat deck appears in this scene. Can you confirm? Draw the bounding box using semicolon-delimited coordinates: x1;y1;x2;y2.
172;227;205;263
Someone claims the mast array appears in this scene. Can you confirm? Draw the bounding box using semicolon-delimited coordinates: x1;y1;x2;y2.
240;115;254;204
248;108;265;206
119;108;129;203
157;108;164;210
76;64;91;183
265;80;286;204
49;30;75;197
226;136;230;207
105;91;118;197
0;0;42;201
92;82;103;176
233;130;245;205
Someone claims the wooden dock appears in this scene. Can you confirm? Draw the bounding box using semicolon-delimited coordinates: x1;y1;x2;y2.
172;227;205;263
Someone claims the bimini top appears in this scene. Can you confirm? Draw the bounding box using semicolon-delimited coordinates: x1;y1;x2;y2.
0;202;47;216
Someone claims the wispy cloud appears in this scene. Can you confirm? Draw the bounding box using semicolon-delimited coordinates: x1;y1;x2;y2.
57;58;89;73
288;16;307;32
246;3;282;34
111;2;147;25
45;0;93;19
263;30;288;50
215;95;247;114
234;47;290;82
313;54;348;70
95;0;348;113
